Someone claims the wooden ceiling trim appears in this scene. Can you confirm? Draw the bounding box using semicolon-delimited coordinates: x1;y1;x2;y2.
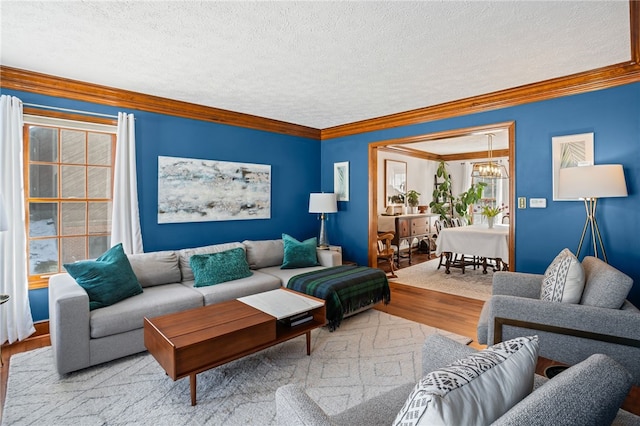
631;0;640;64
322;62;640;140
0;66;321;140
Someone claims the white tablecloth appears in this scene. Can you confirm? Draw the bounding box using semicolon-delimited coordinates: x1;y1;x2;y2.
435;224;509;262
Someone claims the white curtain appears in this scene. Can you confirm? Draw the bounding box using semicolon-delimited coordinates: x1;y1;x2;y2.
0;95;35;344
111;112;143;254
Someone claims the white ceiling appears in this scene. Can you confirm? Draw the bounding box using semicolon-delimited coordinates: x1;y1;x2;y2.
0;1;631;130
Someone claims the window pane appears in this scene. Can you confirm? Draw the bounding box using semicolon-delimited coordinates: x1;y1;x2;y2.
88;202;111;234
29;126;58;162
29;203;58;237
88;133;112;165
62;237;85;264
29;164;58;198
89;236;110;259
61;165;86;198
29;238;58;275
61;202;86;235
88;167;111;198
61;130;85;164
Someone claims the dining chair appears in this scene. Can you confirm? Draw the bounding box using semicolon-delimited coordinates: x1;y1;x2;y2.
377;232;397;278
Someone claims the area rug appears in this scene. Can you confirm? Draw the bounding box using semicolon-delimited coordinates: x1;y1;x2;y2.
390;258;494;301
2;310;470;425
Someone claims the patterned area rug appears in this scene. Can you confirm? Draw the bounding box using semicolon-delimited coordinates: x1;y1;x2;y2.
390;258;494;301
3;310;470;425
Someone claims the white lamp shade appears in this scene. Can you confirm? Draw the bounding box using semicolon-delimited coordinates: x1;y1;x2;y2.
309;193;337;213
0;195;8;232
558;164;628;199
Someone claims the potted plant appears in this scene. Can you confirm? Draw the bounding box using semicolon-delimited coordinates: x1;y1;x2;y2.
406;190;420;213
429;161;486;226
480;204;507;228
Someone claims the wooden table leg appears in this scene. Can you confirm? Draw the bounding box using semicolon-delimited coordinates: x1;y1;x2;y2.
445;252;451;274
306;331;311;355
190;373;197;406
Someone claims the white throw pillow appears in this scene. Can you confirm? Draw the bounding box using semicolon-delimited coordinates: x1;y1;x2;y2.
541;248;585;303
392;336;539;426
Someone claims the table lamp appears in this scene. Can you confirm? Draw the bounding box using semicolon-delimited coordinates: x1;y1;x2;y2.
0;195;7;232
558;164;627;263
309;193;337;249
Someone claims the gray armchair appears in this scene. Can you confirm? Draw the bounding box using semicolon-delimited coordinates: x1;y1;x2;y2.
477;256;640;385
275;334;638;425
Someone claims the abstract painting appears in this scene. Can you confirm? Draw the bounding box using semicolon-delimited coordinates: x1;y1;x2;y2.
158;156;271;223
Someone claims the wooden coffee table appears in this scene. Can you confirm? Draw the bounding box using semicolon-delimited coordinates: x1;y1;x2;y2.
144;288;325;405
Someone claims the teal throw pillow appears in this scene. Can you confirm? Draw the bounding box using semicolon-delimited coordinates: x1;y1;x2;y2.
281;233;320;269
190;247;252;287
64;243;143;311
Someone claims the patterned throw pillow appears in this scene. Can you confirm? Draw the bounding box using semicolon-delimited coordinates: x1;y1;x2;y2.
281;233;320;269
541;248;585;303
392;336;539;426
189;247;252;287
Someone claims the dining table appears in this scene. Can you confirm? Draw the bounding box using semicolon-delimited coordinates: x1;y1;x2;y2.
435;223;509;274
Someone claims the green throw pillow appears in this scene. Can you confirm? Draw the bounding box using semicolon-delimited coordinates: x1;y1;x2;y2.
281;233;320;269
64;243;143;311
190;247;252;287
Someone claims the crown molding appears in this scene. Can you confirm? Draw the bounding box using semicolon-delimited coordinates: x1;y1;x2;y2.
321;61;640;140
0;66;321;140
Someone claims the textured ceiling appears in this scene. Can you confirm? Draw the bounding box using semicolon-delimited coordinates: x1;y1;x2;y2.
0;1;631;129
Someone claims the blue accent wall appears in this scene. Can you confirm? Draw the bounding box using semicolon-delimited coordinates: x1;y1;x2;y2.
321;82;640;306
2;89;322;321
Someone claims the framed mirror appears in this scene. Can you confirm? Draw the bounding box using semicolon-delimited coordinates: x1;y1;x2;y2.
384;159;407;206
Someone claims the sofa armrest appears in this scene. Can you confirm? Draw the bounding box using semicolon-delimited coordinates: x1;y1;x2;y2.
492;271;543;298
493;354;632;426
275;384;333;426
487;295;640;344
316;249;341;267
421;334;478;376
48;273;92;374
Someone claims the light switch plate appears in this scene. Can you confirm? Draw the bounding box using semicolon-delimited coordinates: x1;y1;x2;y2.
530;198;547;208
518;197;526;209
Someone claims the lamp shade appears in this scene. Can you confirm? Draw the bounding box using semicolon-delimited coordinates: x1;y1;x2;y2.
0;195;8;232
309;193;337;213
558;164;628;199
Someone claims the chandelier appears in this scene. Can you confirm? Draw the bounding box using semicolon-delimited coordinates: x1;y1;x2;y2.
471;133;508;179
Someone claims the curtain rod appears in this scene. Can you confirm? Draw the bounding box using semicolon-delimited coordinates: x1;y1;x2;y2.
23;103;119;119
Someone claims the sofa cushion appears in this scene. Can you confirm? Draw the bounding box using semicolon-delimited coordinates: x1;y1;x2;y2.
260;265;327;287
178;242;244;281
64;243;143;311
190;247;252;287
393;336;539;426
581;256;633;309
127;250;180;287
281;234;319;269
540;248;585;303
242;239;284;269
182;270;281;305
89;283;203;339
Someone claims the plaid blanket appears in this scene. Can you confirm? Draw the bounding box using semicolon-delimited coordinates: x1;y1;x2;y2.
288;265;390;331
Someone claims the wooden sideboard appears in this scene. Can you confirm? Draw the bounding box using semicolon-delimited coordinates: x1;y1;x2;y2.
379;214;435;265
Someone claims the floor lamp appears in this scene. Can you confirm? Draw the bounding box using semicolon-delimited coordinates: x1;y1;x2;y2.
558;164;627;263
309;193;337;249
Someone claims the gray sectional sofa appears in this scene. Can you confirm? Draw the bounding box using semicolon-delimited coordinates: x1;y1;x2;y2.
49;239;341;375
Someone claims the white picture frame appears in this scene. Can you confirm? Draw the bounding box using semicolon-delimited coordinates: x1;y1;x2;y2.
552;132;594;201
334;161;349;201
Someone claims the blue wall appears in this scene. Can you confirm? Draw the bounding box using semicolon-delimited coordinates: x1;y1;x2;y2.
321;82;640;306
2;89;322;321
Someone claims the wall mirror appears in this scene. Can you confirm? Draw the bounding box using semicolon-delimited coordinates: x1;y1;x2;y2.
384;159;407;205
